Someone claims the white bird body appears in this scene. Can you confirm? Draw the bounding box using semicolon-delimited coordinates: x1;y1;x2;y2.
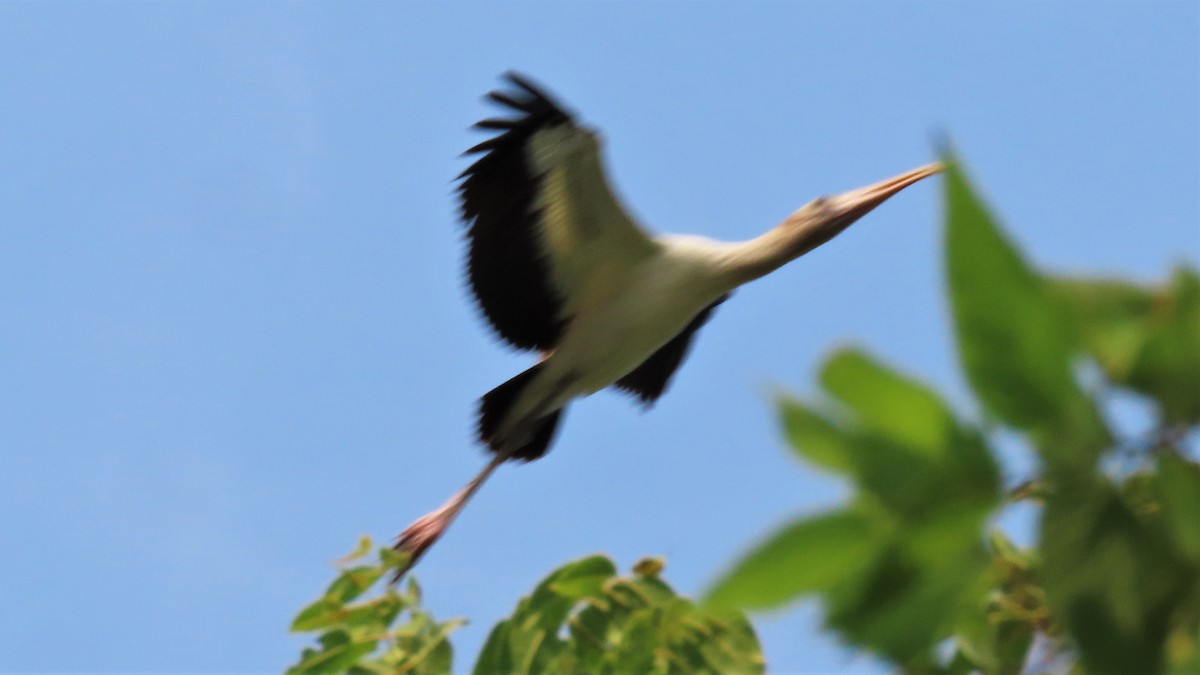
502;236;735;438
392;73;941;572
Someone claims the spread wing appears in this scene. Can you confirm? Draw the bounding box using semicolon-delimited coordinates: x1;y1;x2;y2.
457;72;658;352
614;295;729;405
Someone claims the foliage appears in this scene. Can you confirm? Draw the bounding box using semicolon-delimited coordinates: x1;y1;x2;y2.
287;537;463;674
474;555;763;675
290;543;763;674
706;152;1200;673
291;149;1197;673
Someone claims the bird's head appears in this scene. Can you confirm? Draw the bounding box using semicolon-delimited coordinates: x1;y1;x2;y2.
781;162;944;258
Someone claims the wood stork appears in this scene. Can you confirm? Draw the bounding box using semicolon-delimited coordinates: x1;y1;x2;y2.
394;72;940;571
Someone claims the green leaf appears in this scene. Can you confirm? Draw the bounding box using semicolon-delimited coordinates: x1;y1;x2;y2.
290;541;461;674
1048;275;1159;380
1050;267;1200;425
729;345;1002;665
606;607;661;673
841;427;998;524
778;396;854;473
480;557;763;675
1040;472;1191;675
472;620;514;675
473;555;617;675
287;629;379;675
291;597;344;632
705;508;878;610
1158;453;1200;560
1128;268;1200;424
340;594;405;634
326;565;386;604
389;615;463;675
379;546;412;573
781;372;998;524
822;542;988;666
942;153;1108;463
292;590;407;635
820;348;956;458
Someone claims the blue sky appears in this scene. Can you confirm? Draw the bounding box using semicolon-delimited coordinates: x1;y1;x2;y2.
1;2;1196;672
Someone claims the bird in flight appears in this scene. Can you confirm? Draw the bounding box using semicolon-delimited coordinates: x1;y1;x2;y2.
393;72;940;572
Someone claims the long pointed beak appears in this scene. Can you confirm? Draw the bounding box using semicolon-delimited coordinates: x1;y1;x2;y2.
824;162;943;232
787;162;942;260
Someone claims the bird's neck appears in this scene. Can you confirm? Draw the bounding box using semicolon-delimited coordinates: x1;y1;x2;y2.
718;218;812;286
718;207;860;287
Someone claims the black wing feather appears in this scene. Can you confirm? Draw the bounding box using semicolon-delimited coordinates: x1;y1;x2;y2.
613;295;729;405
458;73;575;351
473;118;517;131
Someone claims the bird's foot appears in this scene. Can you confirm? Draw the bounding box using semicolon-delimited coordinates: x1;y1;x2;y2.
390;486;471;582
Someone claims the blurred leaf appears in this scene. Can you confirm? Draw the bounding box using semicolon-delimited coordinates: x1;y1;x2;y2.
291;597;344;632
843;423;998;525
1050;267;1200;425
705;508;877;610
1128;268;1200;424
942;153;1108;463
1158;453;1200;560
379;546;412;572
778;396;854;474
946;531;1046;675
718;346;1001;666
387;615;464;675
633;556;666;577
338;535;375;565
406;576;423;605
473;621;514;675
951;599;1035;675
822;542;989;666
820;348;956;458
1040;473;1192;675
339;595;405;634
1048;276;1159;380
327;565;386;604
781;351;1000;524
287;629;379;675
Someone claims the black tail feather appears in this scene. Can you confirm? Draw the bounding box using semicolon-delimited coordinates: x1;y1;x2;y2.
478;363;564;461
516;409;562;461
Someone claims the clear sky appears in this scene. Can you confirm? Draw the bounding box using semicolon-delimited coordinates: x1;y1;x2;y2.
1;2;1196;672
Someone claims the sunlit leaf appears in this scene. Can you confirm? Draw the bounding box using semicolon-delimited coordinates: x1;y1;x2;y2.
339;535;375;564
472;620;514;675
820;348;956;458
289;542;460;674
327;565;386;604
845;427;997;524
633;556;665;578
778;396;854;474
379;546;412;572
1048;276;1159;380
339;595;405;634
291;597;344;632
784;374;997;525
287;629;378;675
942;153;1108;464
390;615;463;675
478;557;763;675
705;508;878;610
